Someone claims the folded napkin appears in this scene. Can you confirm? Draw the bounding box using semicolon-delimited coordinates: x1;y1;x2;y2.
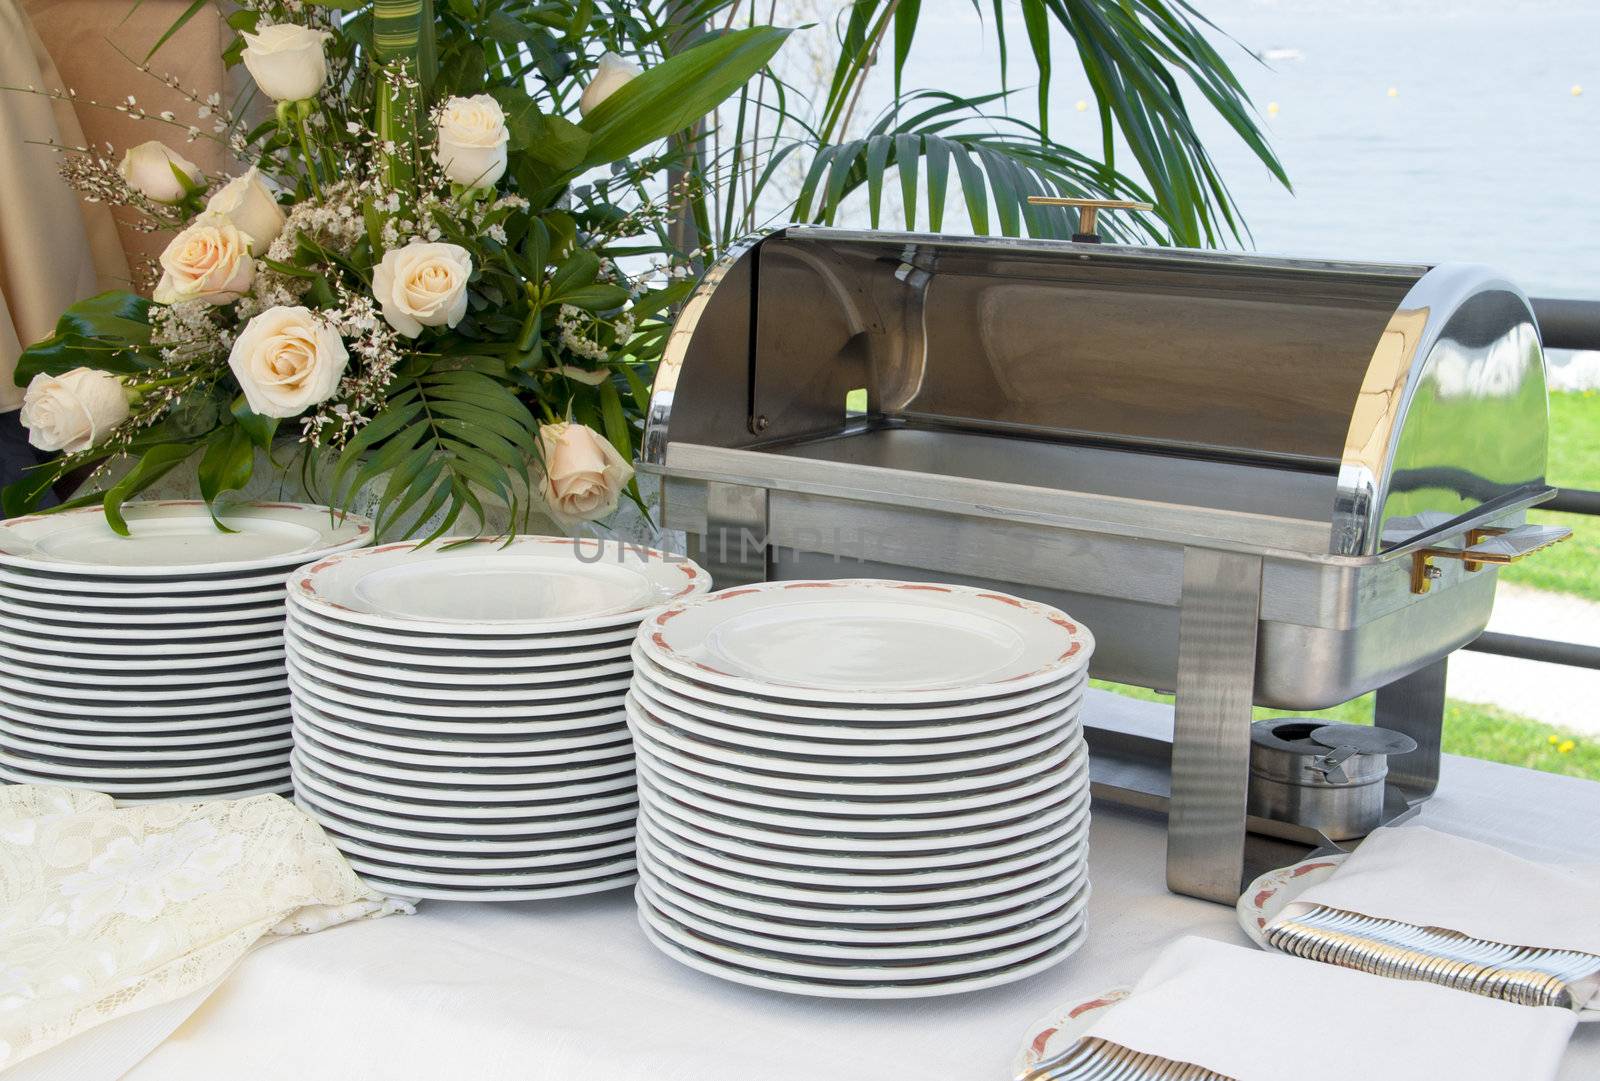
1265;825;1600;1009
0;784;411;1076
1054;936;1576;1081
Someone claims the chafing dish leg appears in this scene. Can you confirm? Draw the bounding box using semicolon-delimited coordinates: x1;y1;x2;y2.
1373;657;1448;802
1166;549;1265;904
692;481;772;587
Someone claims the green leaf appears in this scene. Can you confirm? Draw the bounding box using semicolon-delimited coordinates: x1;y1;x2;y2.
924;135;951;229
577;27;791;170
230;396;279;449
894;133;921;228
597;380;632;463
545;249;600;303
892;0;922;99
103;444;200;536
197;425;256;524
558;284;629;312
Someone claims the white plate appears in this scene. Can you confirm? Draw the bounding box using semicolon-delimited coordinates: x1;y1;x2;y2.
1;657;284;689
285;602;641;654
637;869;1082;946
0;729;292;762
290;536;709;634
628;696;1081;794
0;687;289;719
632;721;1082;809
642;801;1087;889
285;637;635;699
290;755;639;820
294;739;635;802
356;871;636;903
0;760;290;794
0;642;285;671
636;901;1084;999
636;769;1088;854
639;844;1084;926
5;673;286;703
0;613;284;642
291;784;637;839
282;622;633;680
0;501;372;576
0;715;287;748
640;886;1086;982
645;877;1088;961
629;681;1082;764
638;579;1091;704
0;746;287;779
291;726;634;787
295;793;637;853
639;820;1085;908
0;565;298;596
343;850;635;887
0;581;286;609
328;831;633;876
292;709;631;769
289;702;628;755
0;624;281;657
632;647;1085;725
634;743;1088;828
284;660;631;717
1236;852;1347;947
284;679;628;736
0;704;290;735
0;596;285;626
1012;986;1135;1076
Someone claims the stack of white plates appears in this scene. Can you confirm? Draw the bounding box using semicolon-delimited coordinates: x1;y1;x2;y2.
0;501;371;801
284;536;711;901
627;579;1095;999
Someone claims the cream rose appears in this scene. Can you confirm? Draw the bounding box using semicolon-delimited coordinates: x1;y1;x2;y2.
205;168;285;256
152;216;255;305
434;95;509;188
579;52;641;116
241;23;331;102
228;306;349;418
536;422;634;529
117;141;201;204
372;241;473;338
18;368;130;453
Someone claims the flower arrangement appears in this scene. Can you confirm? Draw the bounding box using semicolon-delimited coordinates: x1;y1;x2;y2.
6;2;787;538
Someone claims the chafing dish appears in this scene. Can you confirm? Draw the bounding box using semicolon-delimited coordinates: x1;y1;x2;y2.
640;218;1569;902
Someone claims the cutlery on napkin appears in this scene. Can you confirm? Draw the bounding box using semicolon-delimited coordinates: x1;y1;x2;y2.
1023;936;1578;1081
1263;826;1600;1011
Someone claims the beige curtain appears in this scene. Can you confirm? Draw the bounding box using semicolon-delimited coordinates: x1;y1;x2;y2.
1;0;238;413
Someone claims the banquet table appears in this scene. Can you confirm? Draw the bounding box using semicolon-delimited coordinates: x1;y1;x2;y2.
124;690;1600;1081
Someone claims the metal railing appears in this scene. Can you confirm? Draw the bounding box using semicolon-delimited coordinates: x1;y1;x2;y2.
1458;297;1600;673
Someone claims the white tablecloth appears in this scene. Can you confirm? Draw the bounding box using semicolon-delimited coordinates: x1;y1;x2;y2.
127;703;1600;1080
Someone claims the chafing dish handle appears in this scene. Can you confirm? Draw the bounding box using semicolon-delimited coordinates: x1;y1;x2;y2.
1410;524;1573;594
1024;196;1154;243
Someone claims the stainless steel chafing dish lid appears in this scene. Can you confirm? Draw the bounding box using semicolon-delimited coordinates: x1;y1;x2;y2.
644;228;1549;556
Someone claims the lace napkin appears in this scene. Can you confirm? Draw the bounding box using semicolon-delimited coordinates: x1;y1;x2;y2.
1040;936;1577;1081
1263;826;1600;1010
0;784;411;1074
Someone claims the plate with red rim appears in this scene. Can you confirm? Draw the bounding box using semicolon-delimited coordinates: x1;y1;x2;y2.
293;791;637;853
631;646;1086;728
0;565;298;595
5;673;286;703
0;759;290;794
1236;853;1348;947
0;640;285;669
290;754;639;819
291;707;631;768
0;501;371;576
0;596;284;626
2;656;284;688
289;700;629;754
291;725;635;788
1013;986;1137;1077
0;613;285;643
287;536;709;635
290;781;639;838
636;579;1092;706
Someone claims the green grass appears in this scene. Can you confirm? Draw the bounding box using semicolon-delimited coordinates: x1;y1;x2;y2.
1499;390;1600;601
1092;680;1600;782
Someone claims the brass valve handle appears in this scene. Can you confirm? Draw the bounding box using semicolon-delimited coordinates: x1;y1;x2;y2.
1409;524;1573;594
1025;197;1154;242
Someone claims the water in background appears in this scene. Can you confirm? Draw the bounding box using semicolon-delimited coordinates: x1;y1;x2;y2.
833;0;1599;382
